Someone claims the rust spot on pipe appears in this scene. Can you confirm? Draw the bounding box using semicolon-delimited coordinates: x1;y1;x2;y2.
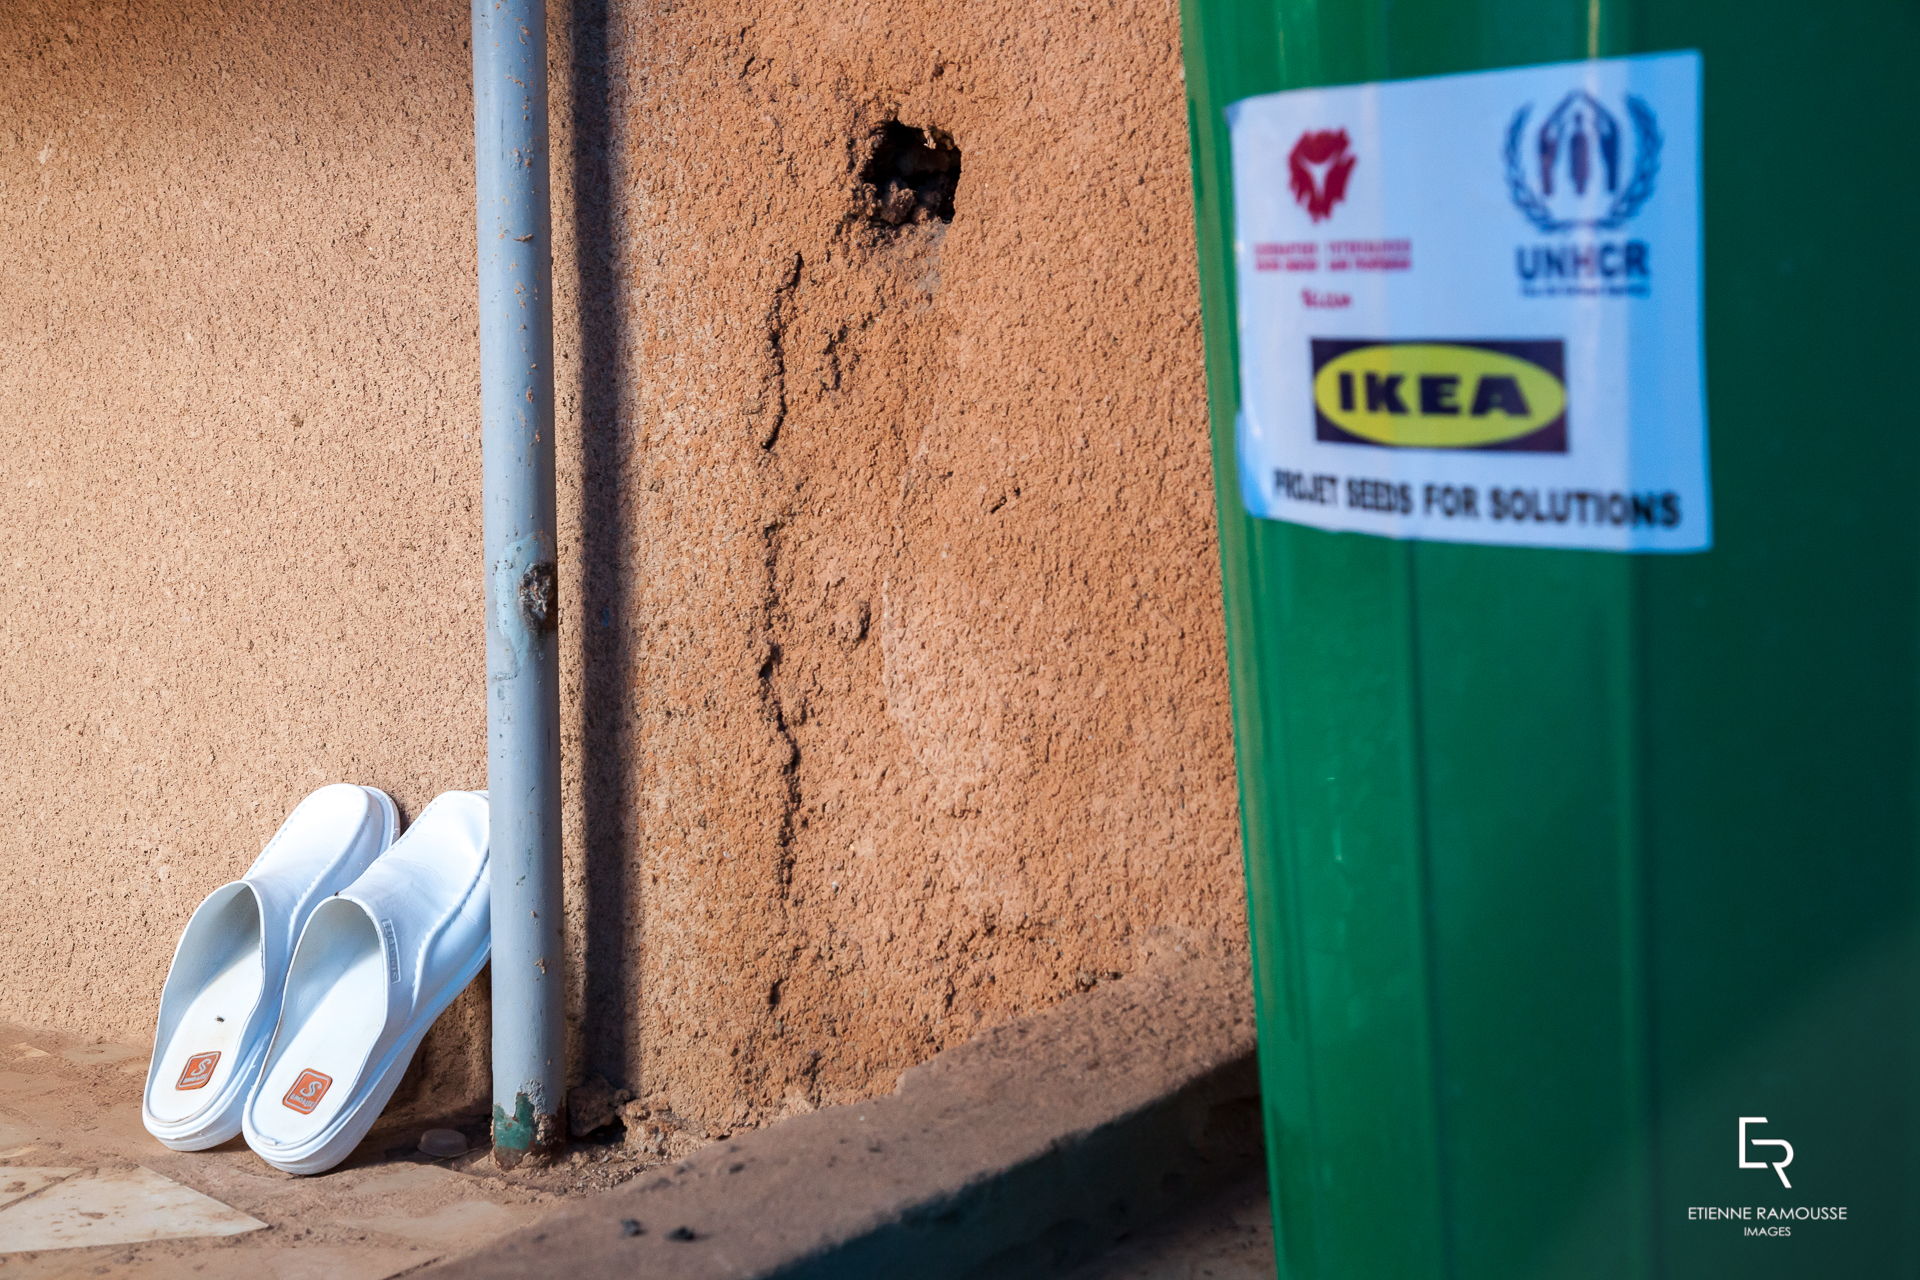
518;561;557;630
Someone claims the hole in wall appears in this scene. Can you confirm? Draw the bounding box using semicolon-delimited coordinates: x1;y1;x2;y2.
858;121;961;228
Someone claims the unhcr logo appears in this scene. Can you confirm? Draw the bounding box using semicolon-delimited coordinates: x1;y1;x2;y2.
1505;89;1661;233
1310;339;1567;451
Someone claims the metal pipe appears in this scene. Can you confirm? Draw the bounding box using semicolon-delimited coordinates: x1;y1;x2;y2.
472;0;565;1166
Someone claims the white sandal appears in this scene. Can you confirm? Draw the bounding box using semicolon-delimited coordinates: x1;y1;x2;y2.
142;784;398;1151
242;791;490;1175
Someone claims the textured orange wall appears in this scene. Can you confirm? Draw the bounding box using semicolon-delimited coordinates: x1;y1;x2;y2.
0;0;1242;1136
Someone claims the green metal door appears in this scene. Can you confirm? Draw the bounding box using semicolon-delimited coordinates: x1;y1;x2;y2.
1180;2;1919;1276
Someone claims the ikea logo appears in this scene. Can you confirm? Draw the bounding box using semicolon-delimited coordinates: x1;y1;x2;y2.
1311;339;1567;452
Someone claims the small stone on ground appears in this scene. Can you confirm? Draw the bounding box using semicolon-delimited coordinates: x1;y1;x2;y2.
419;1128;470;1158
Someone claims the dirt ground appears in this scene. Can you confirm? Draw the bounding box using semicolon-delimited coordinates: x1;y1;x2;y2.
0;1022;660;1278
0;1013;1276;1279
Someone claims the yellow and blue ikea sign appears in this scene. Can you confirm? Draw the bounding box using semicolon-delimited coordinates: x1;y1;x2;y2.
1311;339;1567;452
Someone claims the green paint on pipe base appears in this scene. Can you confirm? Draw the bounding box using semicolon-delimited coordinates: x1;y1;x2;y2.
492;1094;537;1151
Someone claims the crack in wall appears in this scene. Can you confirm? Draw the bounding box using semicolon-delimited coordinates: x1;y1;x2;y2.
757;518;802;894
742;178;972;1106
757;252;803;450
754;512;810;1099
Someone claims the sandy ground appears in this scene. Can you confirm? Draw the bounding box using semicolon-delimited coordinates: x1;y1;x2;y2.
0;1003;1274;1278
0;1022;656;1279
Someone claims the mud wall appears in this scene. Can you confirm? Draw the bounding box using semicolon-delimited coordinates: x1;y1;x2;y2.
0;0;1240;1134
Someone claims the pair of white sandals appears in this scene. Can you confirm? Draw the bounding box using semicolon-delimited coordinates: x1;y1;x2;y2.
141;785;491;1175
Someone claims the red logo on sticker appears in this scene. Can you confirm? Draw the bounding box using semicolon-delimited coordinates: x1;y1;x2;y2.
176;1051;220;1091
282;1068;333;1114
1289;129;1357;223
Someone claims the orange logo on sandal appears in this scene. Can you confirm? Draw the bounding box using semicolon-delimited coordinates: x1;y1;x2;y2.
176;1051;220;1091
283;1068;333;1114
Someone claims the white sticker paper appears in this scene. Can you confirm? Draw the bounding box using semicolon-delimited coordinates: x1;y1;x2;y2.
1227;53;1708;552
